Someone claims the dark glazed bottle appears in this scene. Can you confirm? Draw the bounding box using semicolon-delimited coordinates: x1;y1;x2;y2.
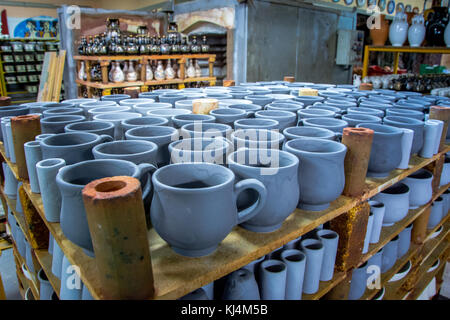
426;6;449;46
190;35;201;53
201;35;209;53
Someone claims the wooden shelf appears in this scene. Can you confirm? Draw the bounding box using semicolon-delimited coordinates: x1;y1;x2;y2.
303;271;347;300
73;54;215;61
34;249;60;297
76;79;144;89
12;243;39;299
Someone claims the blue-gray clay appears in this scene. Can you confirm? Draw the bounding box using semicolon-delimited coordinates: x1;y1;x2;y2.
368;247;384;273
234;118;279;130
24;141;43;193
15;223;26;258
60;256;82;300
222;268;261;300
259;259;287;300
121;116;169;132
209;108;248;127
280;249;306;300
2;162;18;199
57;159;156;255
100;94;130;103
266;103;303;113
78;100;117;116
282;126;336;141
180;123;233;139
92;140;158;166
341;114;382;127
284;138;347;211
40;132;113;165
301;117;348;134
169;137;232;165
150;163;267;257
205;93;233;100
293;96;325;106
254;110;296;131
386;108;424;120
402;169;433;209
64;120;115;138
36;158;65;222
372;183;410;226
242;255;266;275
228;103;262;118
92;112;141;140
355;123;403;178
25;240;34;273
42;107;84;118
119;98;155;107
133;102;172;115
139;92;159;101
324;99;357;110
81;285;94;300
347;107;384;118
51;238;64;279
362;211;374;254
228;148;299;232
125;125;179;167
298;108;336;120
383;116;424;155
38;269;54;300
48;233;54;255
146;108;191;127
244;95;274;107
300;238;324;294
232;129;285;150
397;223;413;258
381;235;399;273
316;229;339;282
428;197;444;229
0;106;29;140
15;182;23;214
368;200;385;244
348;262;368;300
40;115;86;134
359;101;392;113
179;288;209;300
62;98;97;107
172;114;216;129
307;104;343;115
158;93;187;106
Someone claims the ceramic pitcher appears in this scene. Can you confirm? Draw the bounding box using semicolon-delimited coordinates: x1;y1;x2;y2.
408;14;426;47
389;12;408;46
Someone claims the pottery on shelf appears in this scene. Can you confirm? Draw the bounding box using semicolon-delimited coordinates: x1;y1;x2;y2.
381;235;399;273
168;137;232;165
51;239;64;279
64;121;115;138
259;259;287;300
38;269;54;300
171;114;216;129
441;156;450;186
42;107;84;118
362;210;374;254
92;112;142;140
101;94;131;104
222;269;260;300
24;141;43;193
228;148;299;232
40;115;86;134
383;116;424;155
397;128;414;169
297;108;336;120
368;200;386;244
180;123;233;140
2;162;18;199
316;229;339;282
209;108;248;127
39;132;113;165
372;182;410;226
254;110;297;131
370;14;390;46
60;256;82;300
402;169;433;209
150;163;267;257
398;223;413;258
280;249;306;300
300;238;324;294
426;6;449;47
420;120;443;158
428;197;444;229
228;104;263;118
385;108;424;120
301;117;348;134
283;126;337;141
355;123;403;177
234;118;279;131
146;108;191;127
179;288;209;300
284;138;347;211
348;262;368;300
125;126;179;167
56;159;156;256
36;158;66;222
92;140;158;167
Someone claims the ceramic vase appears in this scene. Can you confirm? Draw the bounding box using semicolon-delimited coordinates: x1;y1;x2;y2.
389;12;408;46
362;210;374;254
373;183;410;226
383;116;424;155
348;262;368;300
145;63;153;81
316;229;339;282
165;60;175;80
15;223;26;258
227;148;299;232
60;256;82;300
112;61;124;83
24;141;43;193
441;157;450;186
51;238;64;279
369;200;385;244
402;169;433;209
126;61;137;82
381;235;399;273
186;59;196;78
280;249;306;300
445;21;450;47
259;260;287;300
5;120;15;163
24;240;34;273
398;223;413;258
222;269;260;300
368;247;384;274
300;238;324;294
420;120;443;158
370;14;389;46
154;61;165;80
408;14;426;47
284;138;347;211
38;269;54;300
397;128;414;169
2;162;18;199
431;120;444;155
428;197;444;229
36;158;65;222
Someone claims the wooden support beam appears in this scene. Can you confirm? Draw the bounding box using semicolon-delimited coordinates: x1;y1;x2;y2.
330;202;370;272
429;106;450;153
412;207;431;245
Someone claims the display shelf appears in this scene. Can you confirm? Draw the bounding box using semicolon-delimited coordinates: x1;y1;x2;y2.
383;223;450;300
15;263;29;299
359;183;450;268
362;45;450;78
12;243;39;299
303;271;347;300
73;54;215;61
34;249;60;297
75;79;145;89
0;148;19;180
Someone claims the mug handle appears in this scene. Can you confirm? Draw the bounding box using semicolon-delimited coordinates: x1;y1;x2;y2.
234;178;267;224
138;163;158;199
99;134;114;143
297;119;303;126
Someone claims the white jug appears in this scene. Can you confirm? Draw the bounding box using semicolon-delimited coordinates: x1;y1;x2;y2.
389;12;408;46
408;14;426;47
